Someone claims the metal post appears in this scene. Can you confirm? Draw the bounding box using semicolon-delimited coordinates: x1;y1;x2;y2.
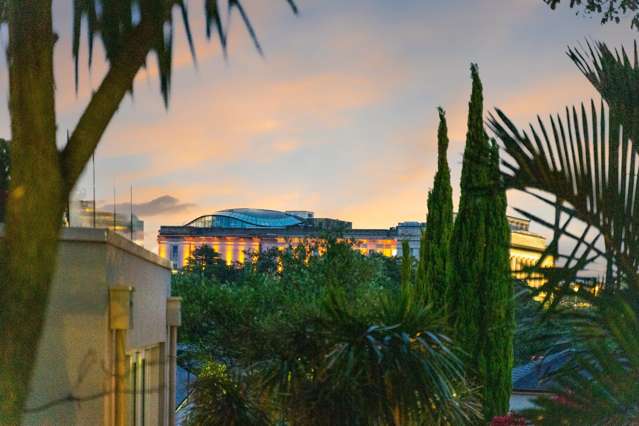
168;326;177;426
114;329;127;426
92;152;96;228
166;297;181;425
130;185;133;240
113;186;116;232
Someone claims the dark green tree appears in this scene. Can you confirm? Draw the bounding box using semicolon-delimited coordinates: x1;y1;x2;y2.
186;244;241;283
175;240;482;425
544;0;639;30
416;230;427;290
418;108;453;309
400;239;412;289
448;64;513;420
480;139;513;418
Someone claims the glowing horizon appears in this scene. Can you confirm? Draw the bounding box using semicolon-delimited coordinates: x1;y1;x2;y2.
0;1;634;251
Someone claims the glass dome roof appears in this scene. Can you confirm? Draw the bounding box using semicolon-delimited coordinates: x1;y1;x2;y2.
185;208;304;229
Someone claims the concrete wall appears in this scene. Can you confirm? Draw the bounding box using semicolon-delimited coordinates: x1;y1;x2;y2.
15;228;173;426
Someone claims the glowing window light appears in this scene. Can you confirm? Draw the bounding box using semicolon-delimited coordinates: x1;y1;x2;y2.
225;244;233;266
238;240;246;264
181;245;188;267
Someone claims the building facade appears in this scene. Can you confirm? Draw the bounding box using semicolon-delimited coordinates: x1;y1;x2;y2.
158;208;552;286
9;227;180;426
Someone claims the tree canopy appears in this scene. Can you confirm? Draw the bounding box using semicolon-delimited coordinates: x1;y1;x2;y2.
174;240;482;425
544;0;639;30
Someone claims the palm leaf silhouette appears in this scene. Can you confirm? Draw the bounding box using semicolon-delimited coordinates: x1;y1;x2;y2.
72;0;298;104
489;41;639;424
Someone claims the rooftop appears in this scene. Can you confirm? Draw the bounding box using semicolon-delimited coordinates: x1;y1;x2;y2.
185;208;304;229
512;350;573;393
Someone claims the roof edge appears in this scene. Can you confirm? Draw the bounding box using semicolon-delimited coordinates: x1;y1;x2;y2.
0;225;171;270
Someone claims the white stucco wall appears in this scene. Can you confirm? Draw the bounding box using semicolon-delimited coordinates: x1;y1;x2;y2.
13;228;172;426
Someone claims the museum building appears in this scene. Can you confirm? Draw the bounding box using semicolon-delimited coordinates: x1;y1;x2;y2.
158;208;552;286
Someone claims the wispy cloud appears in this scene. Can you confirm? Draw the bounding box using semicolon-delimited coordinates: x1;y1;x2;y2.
101;195;196;217
31;0;637;251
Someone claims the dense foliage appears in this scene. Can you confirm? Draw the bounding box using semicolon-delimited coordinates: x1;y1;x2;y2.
513;283;575;365
419;108;453;310
545;0;639;30
174;240;482;425
448;64;513;420
490;40;639;424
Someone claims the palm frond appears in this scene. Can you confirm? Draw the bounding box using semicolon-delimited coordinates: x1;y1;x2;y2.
72;0;298;104
489;99;639;298
522;292;639;425
187;361;270;426
261;287;482;425
490;39;639;424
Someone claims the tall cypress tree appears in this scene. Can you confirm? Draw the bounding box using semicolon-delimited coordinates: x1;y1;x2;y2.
416;230;427;291
481;139;513;418
448;64;513;420
418;108;453;309
400;239;413;290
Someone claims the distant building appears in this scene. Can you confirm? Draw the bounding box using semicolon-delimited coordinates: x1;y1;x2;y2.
69;200;144;246
158;208;397;267
158;208;553;287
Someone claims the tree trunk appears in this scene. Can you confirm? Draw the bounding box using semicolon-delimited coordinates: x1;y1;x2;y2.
0;2;163;422
0;1;64;424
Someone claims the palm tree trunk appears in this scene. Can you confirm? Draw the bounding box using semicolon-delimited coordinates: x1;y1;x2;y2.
393;405;401;426
0;2;160;421
0;1;65;423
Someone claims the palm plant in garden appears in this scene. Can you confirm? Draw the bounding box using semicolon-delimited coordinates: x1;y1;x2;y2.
489;40;639;424
261;287;481;426
0;1;296;421
186;361;270;426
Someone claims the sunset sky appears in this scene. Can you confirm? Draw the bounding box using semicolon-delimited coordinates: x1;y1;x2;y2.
0;1;635;250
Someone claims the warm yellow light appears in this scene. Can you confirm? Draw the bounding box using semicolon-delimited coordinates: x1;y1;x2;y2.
238;240;246;264
225;244;233;266
181;245;188;268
